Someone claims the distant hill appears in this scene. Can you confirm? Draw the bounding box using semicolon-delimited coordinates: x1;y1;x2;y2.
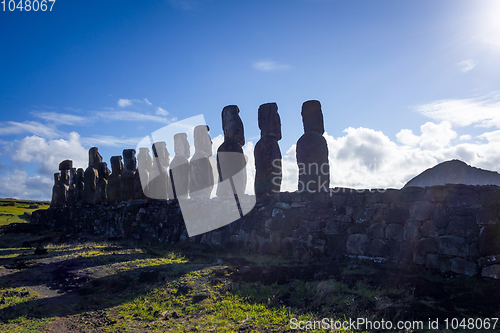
404;159;500;188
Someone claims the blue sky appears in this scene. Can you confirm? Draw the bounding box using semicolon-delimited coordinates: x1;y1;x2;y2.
1;0;500;200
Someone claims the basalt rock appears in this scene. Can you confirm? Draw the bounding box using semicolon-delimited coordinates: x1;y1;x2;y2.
217;105;247;197
254;103;282;196
296;100;329;192
59;159;73;171
108;156;123;204
121;149;137;201
189;125;214;198
74;168;85;206
170;133;190;199
97;162;110;205
83;167;98;205
88;147;103;168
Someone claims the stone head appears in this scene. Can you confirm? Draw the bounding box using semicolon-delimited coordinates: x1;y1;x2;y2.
54;172;61;185
258;102;281;140
110;156;123;175
193;125;212;156
222;105;245;145
122;149;137;172
174;133;190;158
88;147;103;168
301;100;324;134
59;159;73;171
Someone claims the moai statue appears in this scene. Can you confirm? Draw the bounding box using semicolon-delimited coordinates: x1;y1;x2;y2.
122;149;137;201
67;167;77;206
254;102;282;196
170;133;190;199
296;100;329;192
108;156;123;204
189;125;214;199
74;168;85;206
216;105;247;197
57;159;72;206
135;148;152;199
97;162;110;205
50;173;62;207
83;147;102;205
148;141;172;200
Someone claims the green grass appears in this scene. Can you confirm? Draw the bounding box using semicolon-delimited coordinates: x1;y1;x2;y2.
0;199;49;225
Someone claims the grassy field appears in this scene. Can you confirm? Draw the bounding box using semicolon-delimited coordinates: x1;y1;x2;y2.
0;199;49;226
0;230;499;332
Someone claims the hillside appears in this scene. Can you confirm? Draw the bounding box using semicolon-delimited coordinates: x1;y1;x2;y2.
404;159;500;188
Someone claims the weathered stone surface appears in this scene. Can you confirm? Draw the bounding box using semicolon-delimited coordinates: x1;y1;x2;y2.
301;100;324;134
386;203;409;224
386;223;403;241
96;162;110;205
51;173;65;207
478;254;500;268
446;193;480;208
122;149;137;201
410;201;434;221
74;168;84;205
479;225;500;256
446;215;479;239
296;100;329;192
149;142;171;200
254;103;283;196
476;207;499;227
108;156;123;204
399;241;415;264
369;239;389;257
421;220;439;238
416;237;438;254
482;264;500;279
438;235;468;257
424;187;448;203
59;159;73;171
346;234;369;255
217;105;247;197
83;167;98;205
189;125;214;199
432;204;449;228
367;222;384;239
88;147;103;168
170;133;190;199
450;258;478;276
404;221;422;241
426;254;440;269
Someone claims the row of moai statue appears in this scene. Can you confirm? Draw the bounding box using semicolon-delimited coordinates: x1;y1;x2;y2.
51;100;330;207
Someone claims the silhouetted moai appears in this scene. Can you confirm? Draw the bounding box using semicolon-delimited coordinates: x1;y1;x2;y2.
149;142;172;199
97;162;110;205
296;100;329;192
216;105;247;197
108;156;123;204
50;173;62;207
83;147;102;205
170;133;190;199
74;168;85;206
122;149;137;201
189;125;214;198
254;103;282;196
67;167;77;206
135;148;152;199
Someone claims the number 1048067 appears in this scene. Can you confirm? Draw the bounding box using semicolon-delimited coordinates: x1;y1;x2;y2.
1;0;56;11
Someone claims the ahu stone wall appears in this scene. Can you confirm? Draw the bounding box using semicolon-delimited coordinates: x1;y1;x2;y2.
32;183;500;279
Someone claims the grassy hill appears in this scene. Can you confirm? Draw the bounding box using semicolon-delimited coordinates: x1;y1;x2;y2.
0;199;50;226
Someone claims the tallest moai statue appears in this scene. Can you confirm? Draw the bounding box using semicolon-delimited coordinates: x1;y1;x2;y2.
254;102;282;196
216;105;247;197
296;100;330;192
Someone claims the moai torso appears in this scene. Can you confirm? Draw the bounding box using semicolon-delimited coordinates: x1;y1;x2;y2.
216;105;247;197
148;142;171;200
97;162;110;205
254;102;282;196
189;125;214;198
135;148;153;199
170;133;190;199
83;147;102;205
296;100;329;192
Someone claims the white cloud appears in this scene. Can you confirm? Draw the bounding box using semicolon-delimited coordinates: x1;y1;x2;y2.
253;60;291;72
415;95;500;128
12;132;87;175
156;107;169;116
144;98;152;106
0;170;52;200
459;134;472;141
396;129;420;146
118;99;133;107
419;121;457;151
81;135;142;147
0;121;58;138
456;59;477;72
32;112;89;125
103;111;173;124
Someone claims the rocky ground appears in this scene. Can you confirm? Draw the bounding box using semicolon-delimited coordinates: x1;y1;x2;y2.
0;226;500;332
